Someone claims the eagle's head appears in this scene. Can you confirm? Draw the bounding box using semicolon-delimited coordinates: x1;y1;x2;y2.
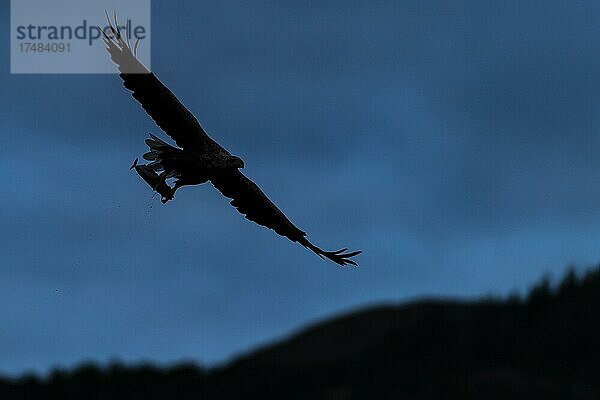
228;155;245;169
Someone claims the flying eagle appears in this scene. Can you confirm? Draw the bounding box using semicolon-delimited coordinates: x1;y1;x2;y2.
102;15;361;266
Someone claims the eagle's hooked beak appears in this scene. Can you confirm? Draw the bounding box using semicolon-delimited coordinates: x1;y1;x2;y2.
233;157;245;169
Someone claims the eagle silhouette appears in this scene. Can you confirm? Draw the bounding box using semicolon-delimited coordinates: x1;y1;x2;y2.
102;14;361;266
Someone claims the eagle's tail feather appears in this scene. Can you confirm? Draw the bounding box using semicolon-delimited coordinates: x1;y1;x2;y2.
142;133;183;178
298;237;361;267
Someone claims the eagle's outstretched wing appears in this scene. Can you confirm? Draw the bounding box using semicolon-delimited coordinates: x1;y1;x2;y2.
211;170;361;266
102;13;218;152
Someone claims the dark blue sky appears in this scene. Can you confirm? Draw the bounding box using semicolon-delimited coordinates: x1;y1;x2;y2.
2;0;600;376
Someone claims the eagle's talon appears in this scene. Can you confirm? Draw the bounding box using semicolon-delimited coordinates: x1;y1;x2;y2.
160;191;174;204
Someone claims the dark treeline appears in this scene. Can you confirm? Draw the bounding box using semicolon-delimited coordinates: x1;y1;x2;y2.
2;266;599;399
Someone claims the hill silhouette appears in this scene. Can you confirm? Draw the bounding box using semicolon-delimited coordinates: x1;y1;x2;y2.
2;266;599;399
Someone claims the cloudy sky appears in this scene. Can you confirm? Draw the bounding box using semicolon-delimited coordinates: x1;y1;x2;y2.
2;0;600;375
